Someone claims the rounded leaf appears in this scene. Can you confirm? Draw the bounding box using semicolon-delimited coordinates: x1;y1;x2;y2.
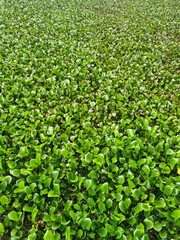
98;228;107;238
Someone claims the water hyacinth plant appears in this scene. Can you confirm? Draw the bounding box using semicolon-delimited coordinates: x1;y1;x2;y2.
0;0;180;239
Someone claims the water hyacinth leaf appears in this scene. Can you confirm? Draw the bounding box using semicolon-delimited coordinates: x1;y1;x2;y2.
0;223;4;233
106;199;113;208
115;227;123;239
54;233;60;240
133;203;143;216
101;147;109;155
119;201;126;213
144;219;153;230
83;179;92;190
65;226;71;240
153;221;163;232
0;195;9;205
166;149;175;155
117;175;125;184
127;129;134;138
0;0;179;239
85;153;92;163
141;234;149;240
159;230;167;239
154;198;166;208
81;218;92;230
91;220;99;231
44;230;54;240
61;148;68;158
4;176;12;184
77;230;83;238
102;182;109;194
164;185;173;195
88;198;96;208
0;181;7;192
105;223;114;233
47;127;54;135
168;158;178;169
28;233;36;240
134;228;143;238
64;201;73;211
61;217;70;225
43;214;51;222
69;211;77;221
98;228;107;238
93;154;105;166
67;172;78;182
127;216;136;226
18;146;29;158
8;211;22;221
23;206;34;212
98;202;106;211
171;210;180;220
10;169;20;177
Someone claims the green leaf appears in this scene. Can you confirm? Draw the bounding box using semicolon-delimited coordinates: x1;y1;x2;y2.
4;176;12;184
47;126;54;135
30;158;41;168
141;234;149;240
85;153;92;163
64;201;73;211
153;221;163;232
81;218;92;230
61;216;70;225
44;230;54;240
159;230;167;238
127;216;136;226
10;169;20;177
91;220;99;231
117;175;125;184
133;203;143;216
93;154;105;166
61;148;69;158
154;198;166;208
127;129;134;138
166;149;175;155
164;185;173;195
69;210;77;221
0;223;4;233
102;182;109;194
98;202;106;211
144;218;153;230
106;199;113;208
119;201;126;213
168;158;178;169
171;210;180;220
8;211;21;221
77;229;83;238
134;228;143;238
105;223;114;234
88;198;96;208
98;228;107;238
55;233;60;240
28;233;37;240
18;146;29;158
67;172;78;182
23;206;34;212
0;181;7;191
101;147;109;155
84;179;92;190
115;227;123;239
0;195;9;205
65;226;71;240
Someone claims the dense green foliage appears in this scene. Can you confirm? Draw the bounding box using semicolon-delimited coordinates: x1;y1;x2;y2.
0;0;180;239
